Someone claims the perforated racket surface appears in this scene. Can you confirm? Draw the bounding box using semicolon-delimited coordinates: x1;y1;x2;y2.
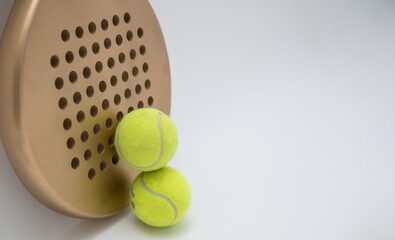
0;0;171;218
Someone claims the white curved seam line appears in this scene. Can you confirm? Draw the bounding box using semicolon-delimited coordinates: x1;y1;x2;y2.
115;124;130;167
141;173;177;223
115;113;163;169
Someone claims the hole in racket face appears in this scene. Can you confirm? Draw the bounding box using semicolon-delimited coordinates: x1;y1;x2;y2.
51;12;155;180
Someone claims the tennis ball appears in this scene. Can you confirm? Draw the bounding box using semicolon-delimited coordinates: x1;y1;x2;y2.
130;166;191;227
115;108;178;171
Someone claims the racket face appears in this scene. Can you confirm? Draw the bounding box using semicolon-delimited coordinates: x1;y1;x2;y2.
0;0;170;218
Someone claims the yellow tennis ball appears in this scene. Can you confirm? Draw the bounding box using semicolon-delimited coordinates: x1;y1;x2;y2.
130;166;191;227
115;108;178;171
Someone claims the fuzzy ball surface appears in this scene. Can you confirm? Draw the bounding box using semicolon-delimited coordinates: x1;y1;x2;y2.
130;166;191;227
115;108;178;171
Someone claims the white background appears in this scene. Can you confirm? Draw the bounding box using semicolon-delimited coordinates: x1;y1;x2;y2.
1;0;395;239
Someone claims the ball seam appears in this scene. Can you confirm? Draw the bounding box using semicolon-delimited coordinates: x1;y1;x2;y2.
116;112;163;169
141;173;177;223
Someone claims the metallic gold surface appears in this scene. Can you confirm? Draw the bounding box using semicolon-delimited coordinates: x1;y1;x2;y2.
0;0;171;219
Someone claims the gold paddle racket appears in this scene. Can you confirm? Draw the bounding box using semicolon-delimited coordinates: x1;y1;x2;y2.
0;0;171;219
